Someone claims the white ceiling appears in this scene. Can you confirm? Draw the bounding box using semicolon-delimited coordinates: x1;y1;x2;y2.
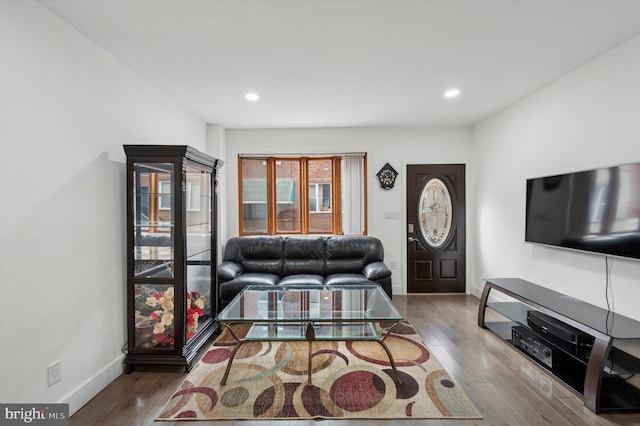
40;0;640;129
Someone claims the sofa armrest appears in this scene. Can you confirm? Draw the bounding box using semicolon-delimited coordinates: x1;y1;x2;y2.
363;261;391;281
217;261;244;281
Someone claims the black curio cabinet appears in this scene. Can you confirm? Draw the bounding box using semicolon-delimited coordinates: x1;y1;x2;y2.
123;145;223;372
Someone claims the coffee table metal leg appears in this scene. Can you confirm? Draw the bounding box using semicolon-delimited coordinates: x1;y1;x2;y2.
218;320;405;386
307;340;313;384
219;323;245;385
220;340;245;385
305;322;315;385
380;321;402;385
378;340;402;385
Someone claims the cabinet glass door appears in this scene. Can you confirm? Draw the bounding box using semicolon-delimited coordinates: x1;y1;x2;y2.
133;162;174;278
132;162;176;350
185;164;213;341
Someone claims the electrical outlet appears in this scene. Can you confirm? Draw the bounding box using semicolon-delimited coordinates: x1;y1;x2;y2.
48;361;62;387
390;260;398;269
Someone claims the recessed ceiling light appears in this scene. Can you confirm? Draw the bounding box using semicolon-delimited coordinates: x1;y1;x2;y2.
245;92;260;101
444;89;461;99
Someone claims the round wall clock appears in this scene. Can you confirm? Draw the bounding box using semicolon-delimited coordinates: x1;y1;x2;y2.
376;162;398;190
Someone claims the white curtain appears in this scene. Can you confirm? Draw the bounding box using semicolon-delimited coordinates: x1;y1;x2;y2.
341;154;366;235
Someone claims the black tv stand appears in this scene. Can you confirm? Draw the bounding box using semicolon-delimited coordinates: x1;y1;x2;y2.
478;278;640;413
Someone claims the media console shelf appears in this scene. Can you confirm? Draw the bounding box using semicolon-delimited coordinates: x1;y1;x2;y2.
478;278;640;413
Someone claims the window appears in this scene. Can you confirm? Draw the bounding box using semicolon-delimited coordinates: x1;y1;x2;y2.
307;159;333;233
158;179;172;210
239;154;367;235
309;183;332;212
241;159;268;233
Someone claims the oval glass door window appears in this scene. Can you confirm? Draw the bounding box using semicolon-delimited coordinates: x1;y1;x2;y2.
419;178;453;248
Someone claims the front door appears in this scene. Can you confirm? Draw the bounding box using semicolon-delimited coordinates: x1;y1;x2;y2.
406;164;465;293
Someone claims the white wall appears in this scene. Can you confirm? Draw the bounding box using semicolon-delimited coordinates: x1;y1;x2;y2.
472;35;640;320
0;1;206;413
224;127;473;295
206;124;227;264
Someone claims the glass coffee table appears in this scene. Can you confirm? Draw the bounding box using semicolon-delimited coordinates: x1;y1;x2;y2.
216;283;403;385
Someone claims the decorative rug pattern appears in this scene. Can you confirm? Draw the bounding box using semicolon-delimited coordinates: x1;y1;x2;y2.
157;321;480;420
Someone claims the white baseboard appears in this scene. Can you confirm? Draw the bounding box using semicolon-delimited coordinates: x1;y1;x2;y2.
62;354;125;416
470;284;484;298
394;284;484;297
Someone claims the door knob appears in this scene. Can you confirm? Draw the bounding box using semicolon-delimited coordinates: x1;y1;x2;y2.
408;236;417;243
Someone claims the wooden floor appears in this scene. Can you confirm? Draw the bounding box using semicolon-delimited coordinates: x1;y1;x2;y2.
71;294;640;425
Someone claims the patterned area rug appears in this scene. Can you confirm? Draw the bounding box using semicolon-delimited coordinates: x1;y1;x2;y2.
157;321;480;420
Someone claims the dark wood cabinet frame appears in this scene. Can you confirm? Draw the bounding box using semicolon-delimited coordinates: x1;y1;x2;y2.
123;145;223;372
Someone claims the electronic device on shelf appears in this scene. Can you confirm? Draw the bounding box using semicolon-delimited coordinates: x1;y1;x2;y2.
527;310;594;356
525;161;640;261
512;325;561;369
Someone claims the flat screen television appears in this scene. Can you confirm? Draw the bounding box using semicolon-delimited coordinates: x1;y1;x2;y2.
525;162;640;260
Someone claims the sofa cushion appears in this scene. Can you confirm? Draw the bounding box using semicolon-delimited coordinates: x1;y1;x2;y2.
324;236;384;274
283;236;325;276
324;273;373;286
279;274;325;286
223;236;283;275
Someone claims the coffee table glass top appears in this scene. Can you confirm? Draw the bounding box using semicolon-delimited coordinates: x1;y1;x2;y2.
216;284;405;384
217;284;402;323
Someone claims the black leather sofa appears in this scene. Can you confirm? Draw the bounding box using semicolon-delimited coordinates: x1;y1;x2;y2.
217;235;392;309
